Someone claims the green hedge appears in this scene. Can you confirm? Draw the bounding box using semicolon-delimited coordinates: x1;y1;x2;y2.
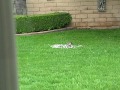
15;12;72;33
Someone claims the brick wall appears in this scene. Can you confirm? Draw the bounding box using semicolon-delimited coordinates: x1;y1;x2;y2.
26;0;120;28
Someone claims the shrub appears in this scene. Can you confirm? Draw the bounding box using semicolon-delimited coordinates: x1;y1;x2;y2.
15;12;72;33
15;16;34;33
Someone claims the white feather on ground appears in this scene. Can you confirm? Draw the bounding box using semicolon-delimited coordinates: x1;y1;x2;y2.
50;44;82;49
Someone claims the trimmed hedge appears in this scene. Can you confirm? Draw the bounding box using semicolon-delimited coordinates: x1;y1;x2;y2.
15;12;72;33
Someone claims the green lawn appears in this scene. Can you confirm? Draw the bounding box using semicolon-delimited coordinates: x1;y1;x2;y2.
17;29;120;90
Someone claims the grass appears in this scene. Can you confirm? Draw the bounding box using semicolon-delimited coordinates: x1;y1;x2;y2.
17;29;120;90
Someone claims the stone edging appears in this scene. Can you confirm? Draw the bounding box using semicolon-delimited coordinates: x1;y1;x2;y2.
16;26;120;36
16;27;74;36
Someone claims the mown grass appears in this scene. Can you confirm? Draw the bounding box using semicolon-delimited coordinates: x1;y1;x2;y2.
17;29;120;90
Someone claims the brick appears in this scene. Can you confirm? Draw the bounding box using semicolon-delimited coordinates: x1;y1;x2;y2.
99;14;113;18
56;7;65;11
93;10;99;14
70;22;76;27
40;7;51;11
81;2;95;6
27;4;34;8
95;18;106;22
64;7;76;11
27;8;39;12
27;0;39;3
108;1;119;5
72;19;81;23
82;18;94;22
45;0;55;3
39;0;46;3
113;5;120;9
88;14;99;18
33;4;45;8
27;12;34;15
51;7;59;11
45;11;55;14
81;10;94;14
45;3;57;7
69;11;80;14
106;6;113;9
76;22;88;27
107;18;119;22
113;14;120;18
76;6;88;10
99;22;107;27
87;6;96;10
56;0;74;2
76;14;87;18
112;21;120;26
57;3;69;7
106;22;113;27
69;2;80;6
33;11;45;14
88;22;100;27
110;10;119;13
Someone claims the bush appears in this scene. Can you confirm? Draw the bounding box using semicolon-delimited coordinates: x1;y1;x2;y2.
15;12;72;33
